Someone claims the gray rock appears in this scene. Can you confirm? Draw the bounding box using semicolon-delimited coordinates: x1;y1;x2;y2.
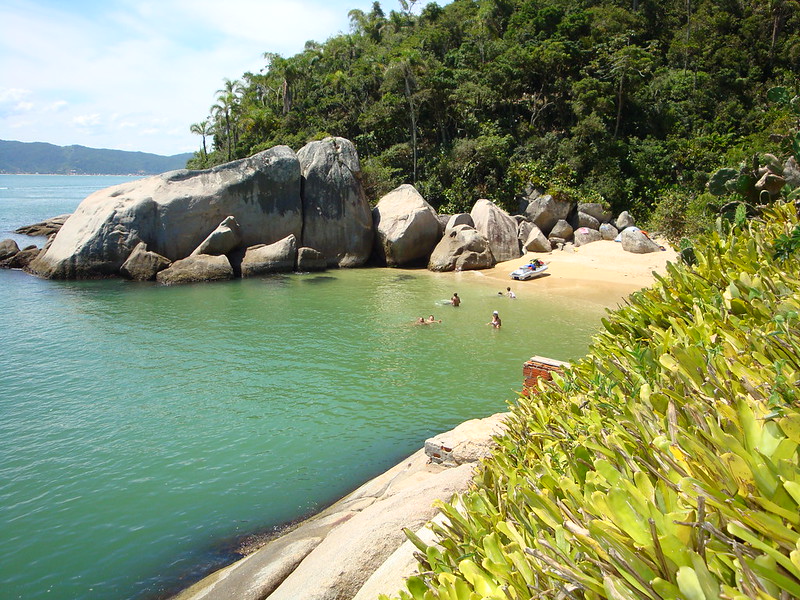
517;220;533;245
436;214;449;235
30;146;302;279
524;194;574;236
14;214;71;237
755;171;786;198
372;184;440;267
577;212;600;230
1;245;40;269
428;225;495;272
241;235;297;277
191;216;242;256
296;247;327;272
524;225;551;252
599;222;619;241
549;219;573;241
616;211;635;230
120;242;171;281
784;157;800;188
549;236;566;250
445;213;474;231
0;239;20;261
621;228;662;254
470;199;521;263
297;137;374;267
578;202;612;223
156;254;234;285
573;227;603;247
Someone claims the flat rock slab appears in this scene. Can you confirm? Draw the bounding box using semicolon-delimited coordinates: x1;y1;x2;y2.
171;412;508;600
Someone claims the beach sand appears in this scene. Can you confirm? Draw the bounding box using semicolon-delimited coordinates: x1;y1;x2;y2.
427;239;678;307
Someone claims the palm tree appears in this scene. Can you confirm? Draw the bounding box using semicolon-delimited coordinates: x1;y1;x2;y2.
212;78;242;161
189;120;214;163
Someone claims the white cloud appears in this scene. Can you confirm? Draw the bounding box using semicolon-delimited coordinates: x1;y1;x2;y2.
0;0;422;155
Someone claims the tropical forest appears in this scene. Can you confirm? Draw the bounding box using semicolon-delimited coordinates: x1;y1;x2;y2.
189;0;799;241
189;1;800;599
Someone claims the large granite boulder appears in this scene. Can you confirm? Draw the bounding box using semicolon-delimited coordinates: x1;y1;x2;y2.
574;227;603;247
15;214;71;237
372;184;440;267
524;225;551;252
156;254;234;285
119;242;171;281
29;146;303;279
296;247;327;271
576;212;600;230
1;245;40;269
470;199;520;263
599;222;618;241
241;234;297;277
445;213;474;231
578;202;612;223
549;219;574;241
517;221;533;246
616;211;635;230
191;216;242;256
621;228;662;254
428;225;494;272
0;239;20;261
297;137;373;267
524;194;574;236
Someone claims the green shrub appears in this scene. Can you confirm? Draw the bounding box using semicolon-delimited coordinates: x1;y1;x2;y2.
386;201;800;600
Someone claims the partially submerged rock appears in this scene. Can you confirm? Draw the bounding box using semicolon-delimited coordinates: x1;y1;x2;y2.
156;254;234;285
29;146;302;279
120;242;171;281
0;239;20;261
15;214;71;237
241;234;297;277
0;244;40;269
372;184;440;267
297;137;373;267
296;247;327;272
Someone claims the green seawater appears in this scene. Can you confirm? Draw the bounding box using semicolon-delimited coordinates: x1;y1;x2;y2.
0;176;611;600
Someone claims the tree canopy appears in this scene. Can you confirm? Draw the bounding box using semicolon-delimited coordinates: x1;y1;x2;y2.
188;0;800;224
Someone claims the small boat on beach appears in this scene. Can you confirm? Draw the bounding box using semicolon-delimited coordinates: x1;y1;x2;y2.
510;260;548;281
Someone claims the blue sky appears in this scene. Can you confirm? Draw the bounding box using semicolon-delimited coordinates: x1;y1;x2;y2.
0;0;436;156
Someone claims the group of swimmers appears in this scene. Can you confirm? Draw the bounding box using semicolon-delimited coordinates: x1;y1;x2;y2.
412;290;505;328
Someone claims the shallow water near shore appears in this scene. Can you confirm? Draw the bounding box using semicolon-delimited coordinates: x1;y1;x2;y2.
1;175;609;600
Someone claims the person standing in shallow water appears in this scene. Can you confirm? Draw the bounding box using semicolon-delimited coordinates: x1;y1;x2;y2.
450;293;460;306
488;311;501;328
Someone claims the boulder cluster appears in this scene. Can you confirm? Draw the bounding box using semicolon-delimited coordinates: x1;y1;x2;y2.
3;138;658;283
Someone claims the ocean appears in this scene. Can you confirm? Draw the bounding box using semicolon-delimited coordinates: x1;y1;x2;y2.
0;174;606;599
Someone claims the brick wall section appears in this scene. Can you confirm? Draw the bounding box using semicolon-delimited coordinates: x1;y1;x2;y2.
523;355;571;394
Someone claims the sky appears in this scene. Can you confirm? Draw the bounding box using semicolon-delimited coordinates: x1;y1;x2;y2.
0;0;433;157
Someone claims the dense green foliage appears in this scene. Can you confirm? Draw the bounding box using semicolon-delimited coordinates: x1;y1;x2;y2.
383;202;800;599
0;140;192;175
189;0;800;225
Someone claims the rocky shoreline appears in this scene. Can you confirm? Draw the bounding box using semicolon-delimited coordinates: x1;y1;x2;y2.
169;413;508;600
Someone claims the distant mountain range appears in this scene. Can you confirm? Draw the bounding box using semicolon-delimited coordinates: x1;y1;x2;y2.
0;140;193;175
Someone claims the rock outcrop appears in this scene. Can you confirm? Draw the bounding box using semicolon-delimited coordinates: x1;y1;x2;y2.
621;228;663;254
119;242;171;281
171;414;507;600
0;244;40;269
0;239;20;261
428;225;495;272
156;254;234;285
524;194;573;236
470;199;521;263
241;235;297;277
191;216;242;256
297;137;373;267
15;214;71;237
372;185;440;267
29;146;302;279
524;225;551;252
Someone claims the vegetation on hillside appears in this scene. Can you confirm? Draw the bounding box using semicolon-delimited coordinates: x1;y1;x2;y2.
188;0;800;234
0;140;192;175
382;202;800;599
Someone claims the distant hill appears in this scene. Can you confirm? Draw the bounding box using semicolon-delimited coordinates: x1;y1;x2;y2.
0;140;193;175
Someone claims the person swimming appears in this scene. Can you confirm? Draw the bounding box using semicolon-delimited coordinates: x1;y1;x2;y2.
427;315;441;323
488;310;501;328
450;293;460;306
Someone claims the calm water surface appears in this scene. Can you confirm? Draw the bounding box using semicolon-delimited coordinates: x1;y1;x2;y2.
0;175;607;599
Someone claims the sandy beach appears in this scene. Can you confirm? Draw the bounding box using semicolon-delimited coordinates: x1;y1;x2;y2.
430;239;678;307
